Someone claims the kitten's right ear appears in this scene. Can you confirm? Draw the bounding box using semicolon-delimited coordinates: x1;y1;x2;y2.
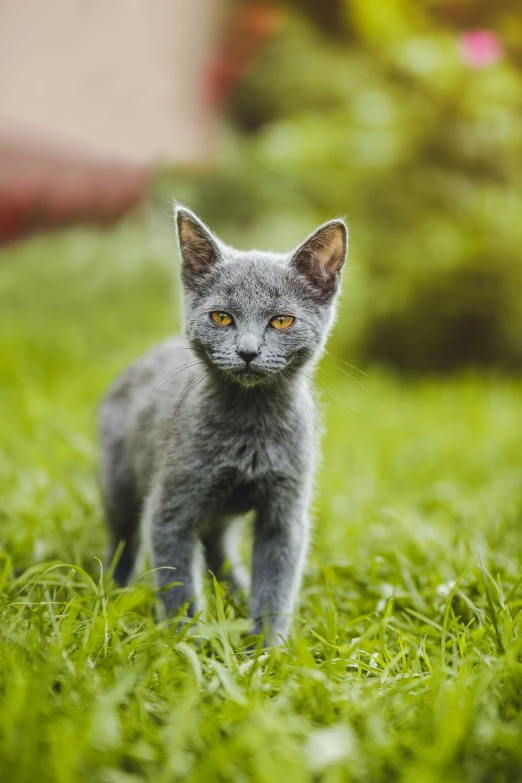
175;206;221;286
290;219;348;301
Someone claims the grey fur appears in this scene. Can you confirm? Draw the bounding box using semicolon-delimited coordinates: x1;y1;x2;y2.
98;207;348;644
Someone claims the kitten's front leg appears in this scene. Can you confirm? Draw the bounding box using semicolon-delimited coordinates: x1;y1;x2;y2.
250;488;310;645
145;481;203;618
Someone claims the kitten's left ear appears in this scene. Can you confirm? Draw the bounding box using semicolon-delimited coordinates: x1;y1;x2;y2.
175;206;221;287
290;219;348;300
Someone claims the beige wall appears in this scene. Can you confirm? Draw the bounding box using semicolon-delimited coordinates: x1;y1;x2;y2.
0;0;222;165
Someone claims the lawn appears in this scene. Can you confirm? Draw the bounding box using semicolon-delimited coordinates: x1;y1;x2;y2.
1;221;522;783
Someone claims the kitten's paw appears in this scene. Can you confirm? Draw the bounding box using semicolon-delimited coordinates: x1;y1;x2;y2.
243;618;287;650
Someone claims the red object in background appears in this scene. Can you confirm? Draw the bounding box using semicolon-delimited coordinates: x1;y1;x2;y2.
0;143;149;245
206;4;284;106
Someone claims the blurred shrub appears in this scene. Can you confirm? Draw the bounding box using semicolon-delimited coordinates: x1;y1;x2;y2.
165;1;522;371
361;256;522;371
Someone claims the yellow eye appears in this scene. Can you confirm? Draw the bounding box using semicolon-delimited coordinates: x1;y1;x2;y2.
270;315;295;330
211;311;233;326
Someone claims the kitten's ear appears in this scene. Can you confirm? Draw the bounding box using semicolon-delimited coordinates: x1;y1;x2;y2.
176;206;221;286
290;219;348;300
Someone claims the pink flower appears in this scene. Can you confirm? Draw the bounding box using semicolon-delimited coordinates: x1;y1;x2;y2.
459;30;503;68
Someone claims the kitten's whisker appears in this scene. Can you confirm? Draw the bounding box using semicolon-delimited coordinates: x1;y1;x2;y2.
285;375;316;449
198;383;212;433
321;360;384;410
140;361;202;412
279;371;301;429
301;374;345;422
168;371;208;438
300;371;355;416
324;349;369;378
148;346;195;355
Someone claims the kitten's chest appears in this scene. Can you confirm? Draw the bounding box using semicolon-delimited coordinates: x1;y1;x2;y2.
199;400;306;483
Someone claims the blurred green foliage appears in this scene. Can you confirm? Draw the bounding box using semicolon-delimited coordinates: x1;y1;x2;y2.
170;0;522;371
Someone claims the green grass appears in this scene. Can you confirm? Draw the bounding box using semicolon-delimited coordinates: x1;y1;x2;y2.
1;221;522;783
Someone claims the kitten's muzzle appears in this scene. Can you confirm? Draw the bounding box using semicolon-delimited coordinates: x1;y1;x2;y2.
236;334;260;364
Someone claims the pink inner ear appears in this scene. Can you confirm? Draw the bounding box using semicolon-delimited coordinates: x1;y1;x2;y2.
312;224;346;274
290;221;347;299
178;218;206;255
177;211;218;273
182;241;214;273
300;223;346;282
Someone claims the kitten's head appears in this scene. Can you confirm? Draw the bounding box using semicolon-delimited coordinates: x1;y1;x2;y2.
176;206;348;387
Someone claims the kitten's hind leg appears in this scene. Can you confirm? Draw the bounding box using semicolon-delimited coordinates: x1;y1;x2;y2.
99;442;141;586
106;494;141;586
202;518;250;596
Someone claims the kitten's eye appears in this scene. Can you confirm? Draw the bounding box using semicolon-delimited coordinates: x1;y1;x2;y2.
211;311;233;326
270;315;295;331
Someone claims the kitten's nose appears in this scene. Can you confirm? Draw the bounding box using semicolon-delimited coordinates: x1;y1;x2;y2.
237;348;259;363
237;335;260;363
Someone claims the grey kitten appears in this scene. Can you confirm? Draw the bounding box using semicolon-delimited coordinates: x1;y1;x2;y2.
98;207;348;644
